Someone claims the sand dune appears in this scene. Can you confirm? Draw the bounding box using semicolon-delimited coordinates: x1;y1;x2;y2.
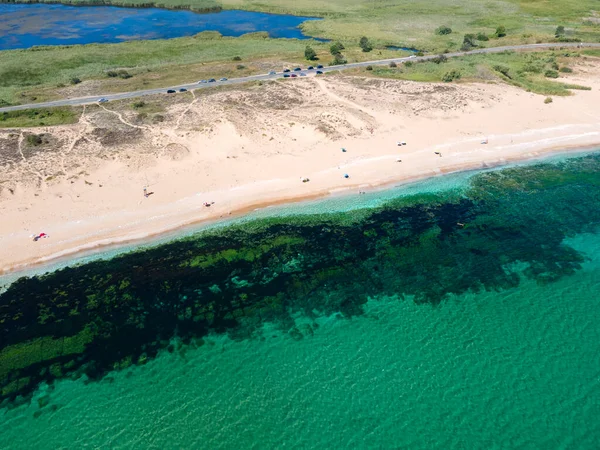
1;63;600;274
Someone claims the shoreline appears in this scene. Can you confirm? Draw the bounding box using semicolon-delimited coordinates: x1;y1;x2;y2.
1;141;599;283
2;71;600;280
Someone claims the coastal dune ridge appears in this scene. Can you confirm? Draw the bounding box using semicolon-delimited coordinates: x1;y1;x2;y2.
1;67;600;276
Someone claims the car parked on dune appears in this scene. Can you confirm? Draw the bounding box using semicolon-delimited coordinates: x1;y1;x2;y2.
208;78;216;82
307;66;314;70
167;89;176;94
269;71;277;75
293;67;302;71
291;74;298;78
98;98;108;103
198;80;207;83
317;65;323;69
220;77;228;81
316;70;323;75
283;68;291;73
179;88;187;92
283;74;291;78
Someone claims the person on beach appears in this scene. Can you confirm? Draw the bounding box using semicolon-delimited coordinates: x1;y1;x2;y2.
33;232;49;242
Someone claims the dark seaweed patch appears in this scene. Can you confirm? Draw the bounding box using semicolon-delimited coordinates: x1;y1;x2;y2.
1;153;600;402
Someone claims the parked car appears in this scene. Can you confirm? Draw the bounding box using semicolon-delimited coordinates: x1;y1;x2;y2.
300;73;307;76
293;67;302;71
317;65;323;69
179;88;187;92
283;74;291;78
283;68;291;73
220;77;228;81
208;78;216;82
167;89;176;94
316;70;323;75
269;71;277;75
98;98;108;103
307;66;314;70
409;55;416;58
290;74;298;78
198;80;208;83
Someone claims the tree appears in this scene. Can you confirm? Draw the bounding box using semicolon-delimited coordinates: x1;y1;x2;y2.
359;36;373;52
435;26;452;36
476;32;489;41
555;26;565;37
304;45;317;61
330;42;345;55
70;77;81;85
495;25;506;38
432;54;448;64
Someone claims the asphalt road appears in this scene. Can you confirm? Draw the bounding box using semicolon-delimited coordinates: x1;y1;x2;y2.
2;42;599;113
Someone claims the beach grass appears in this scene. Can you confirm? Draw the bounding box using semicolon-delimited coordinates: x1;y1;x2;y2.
0;107;79;128
353;51;590;96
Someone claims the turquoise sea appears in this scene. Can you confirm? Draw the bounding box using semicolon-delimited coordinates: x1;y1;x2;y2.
1;151;600;449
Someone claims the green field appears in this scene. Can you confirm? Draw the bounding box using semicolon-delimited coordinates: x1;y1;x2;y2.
1;0;600;111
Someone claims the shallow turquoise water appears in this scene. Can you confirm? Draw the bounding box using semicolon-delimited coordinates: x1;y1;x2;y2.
2;234;600;449
2;152;600;448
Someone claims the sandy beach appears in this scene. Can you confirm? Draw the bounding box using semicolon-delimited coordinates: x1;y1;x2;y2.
1;60;600;275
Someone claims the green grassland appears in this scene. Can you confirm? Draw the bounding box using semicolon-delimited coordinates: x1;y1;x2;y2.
0;107;79;128
1;0;600;121
353;50;592;96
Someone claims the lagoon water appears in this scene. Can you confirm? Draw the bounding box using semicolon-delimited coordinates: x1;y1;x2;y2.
1;153;600;448
0;4;320;50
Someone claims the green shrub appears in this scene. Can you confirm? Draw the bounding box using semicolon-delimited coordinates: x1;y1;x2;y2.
359;36;373;52
415;51;424;57
495;25;507;38
26;134;43;146
330;42;345;55
442;70;461;82
559;66;573;73
304;45;317;61
106;71;118;78
544;97;553;104
555;26;565;37
70;77;81;85
493;64;511;78
236;64;246;70
366;65;373;71
545;69;559;78
232;56;242;61
132;101;146;109
432;54;448;64
331;53;347;65
404;61;413;67
389;61;397;68
435;26;452;36
476;32;489;41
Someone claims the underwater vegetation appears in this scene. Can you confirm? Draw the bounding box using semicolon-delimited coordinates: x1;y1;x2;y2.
1;153;600;403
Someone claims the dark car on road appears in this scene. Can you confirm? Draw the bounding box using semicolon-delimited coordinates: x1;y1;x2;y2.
317;65;323;69
167;89;176;93
283;68;291;73
307;66;314;70
208;78;216;82
290;74;298;78
179;88;187;92
293;67;302;71
220;77;228;81
269;71;277;75
283;74;291;78
316;71;323;75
